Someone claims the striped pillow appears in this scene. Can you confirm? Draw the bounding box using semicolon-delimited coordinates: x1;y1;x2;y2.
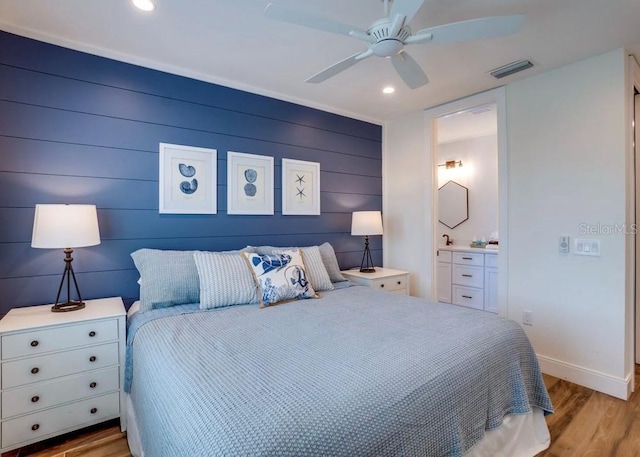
193;251;259;310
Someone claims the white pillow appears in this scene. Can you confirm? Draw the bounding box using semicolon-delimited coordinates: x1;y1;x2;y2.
193;251;259;309
244;249;318;307
272;246;333;292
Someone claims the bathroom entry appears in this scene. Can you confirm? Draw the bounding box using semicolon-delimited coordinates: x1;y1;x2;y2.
436;102;499;248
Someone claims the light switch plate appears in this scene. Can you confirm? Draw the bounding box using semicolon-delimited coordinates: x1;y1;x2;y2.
574;238;601;256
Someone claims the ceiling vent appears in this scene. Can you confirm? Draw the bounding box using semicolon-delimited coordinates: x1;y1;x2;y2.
490;59;533;79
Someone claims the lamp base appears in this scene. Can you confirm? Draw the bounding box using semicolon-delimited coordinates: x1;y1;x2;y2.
359;235;377;273
359;267;376;273
51;300;85;313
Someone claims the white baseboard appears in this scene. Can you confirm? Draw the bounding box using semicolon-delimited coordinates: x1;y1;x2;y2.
538;354;633;400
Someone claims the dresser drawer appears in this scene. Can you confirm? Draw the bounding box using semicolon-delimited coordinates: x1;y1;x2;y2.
2;319;118;360
371;276;407;293
452;265;484;288
1;391;119;449
452;285;484;310
2;366;119;419
2;342;118;389
452;252;484;266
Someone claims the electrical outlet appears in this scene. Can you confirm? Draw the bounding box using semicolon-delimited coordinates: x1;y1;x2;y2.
522;310;533;326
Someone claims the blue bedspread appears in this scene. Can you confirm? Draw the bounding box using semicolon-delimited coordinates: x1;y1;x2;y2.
127;285;553;457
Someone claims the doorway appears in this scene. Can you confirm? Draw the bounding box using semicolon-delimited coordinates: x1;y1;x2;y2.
424;88;509;316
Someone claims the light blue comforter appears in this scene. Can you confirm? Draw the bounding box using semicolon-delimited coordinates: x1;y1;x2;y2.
126;285;553;456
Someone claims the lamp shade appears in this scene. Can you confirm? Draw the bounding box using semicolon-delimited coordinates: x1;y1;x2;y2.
31;204;101;249
351;211;383;236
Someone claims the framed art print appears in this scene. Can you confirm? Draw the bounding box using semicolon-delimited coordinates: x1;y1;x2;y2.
282;159;320;215
227;151;274;215
159;143;217;214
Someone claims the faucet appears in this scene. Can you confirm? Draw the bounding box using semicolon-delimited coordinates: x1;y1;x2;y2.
442;234;453;246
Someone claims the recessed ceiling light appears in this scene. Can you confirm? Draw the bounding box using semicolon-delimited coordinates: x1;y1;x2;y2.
382;86;395;94
132;0;155;12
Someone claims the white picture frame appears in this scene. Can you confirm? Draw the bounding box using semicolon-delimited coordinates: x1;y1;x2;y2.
159;143;217;214
282;159;321;215
227;151;274;215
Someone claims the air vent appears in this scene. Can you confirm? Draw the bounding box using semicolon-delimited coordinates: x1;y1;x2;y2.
490;59;533;79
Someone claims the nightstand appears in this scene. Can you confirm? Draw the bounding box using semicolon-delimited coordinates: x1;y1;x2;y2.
341;267;410;295
0;297;126;453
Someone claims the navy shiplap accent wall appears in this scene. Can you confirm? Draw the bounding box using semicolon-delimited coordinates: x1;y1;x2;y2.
0;31;382;313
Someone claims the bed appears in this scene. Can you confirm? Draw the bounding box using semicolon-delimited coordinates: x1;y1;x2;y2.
124;246;553;456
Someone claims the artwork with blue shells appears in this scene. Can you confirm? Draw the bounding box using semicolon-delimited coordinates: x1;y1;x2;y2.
178;163;198;195
243;168;258;197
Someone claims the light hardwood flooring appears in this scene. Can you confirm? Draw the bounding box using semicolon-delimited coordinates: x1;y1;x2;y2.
3;368;640;456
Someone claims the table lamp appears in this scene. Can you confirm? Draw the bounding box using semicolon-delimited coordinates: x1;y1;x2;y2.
31;204;101;312
351;211;383;273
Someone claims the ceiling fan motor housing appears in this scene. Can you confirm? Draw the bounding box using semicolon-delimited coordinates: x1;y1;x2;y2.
368;19;411;57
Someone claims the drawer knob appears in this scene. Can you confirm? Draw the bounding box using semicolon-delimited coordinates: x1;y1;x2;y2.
89;356;97;362
89;331;96;337
462;295;473;299
31;367;39;375
31;424;40;431
31;395;40;403
90;407;98;414
380;284;384;288
462;257;473;260
90;382;97;389
462;274;473;278
30;340;39;347
397;281;401;285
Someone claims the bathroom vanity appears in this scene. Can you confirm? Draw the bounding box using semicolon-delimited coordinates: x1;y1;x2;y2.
437;246;498;313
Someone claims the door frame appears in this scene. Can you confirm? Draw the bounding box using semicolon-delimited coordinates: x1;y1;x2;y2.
424;87;509;316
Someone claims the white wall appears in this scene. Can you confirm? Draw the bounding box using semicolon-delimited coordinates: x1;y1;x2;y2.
437;134;499;246
506;48;630;398
382;111;433;298
384;48;634;399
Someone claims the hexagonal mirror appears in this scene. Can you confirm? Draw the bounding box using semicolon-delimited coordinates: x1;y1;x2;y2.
438;180;469;229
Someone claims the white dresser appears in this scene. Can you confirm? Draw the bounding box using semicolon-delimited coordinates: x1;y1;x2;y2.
341;267;410;295
437;248;498;313
0;297;126;453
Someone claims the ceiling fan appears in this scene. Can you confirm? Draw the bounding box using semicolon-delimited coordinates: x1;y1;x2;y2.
265;0;525;89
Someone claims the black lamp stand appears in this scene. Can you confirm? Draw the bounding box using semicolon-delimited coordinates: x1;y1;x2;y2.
52;248;85;312
359;235;376;273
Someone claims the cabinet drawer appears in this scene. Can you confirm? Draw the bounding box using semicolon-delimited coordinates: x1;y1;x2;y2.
485;254;498;268
452;285;484;310
371;276;407;293
2;319;118;360
437;250;452;262
452;265;484;288
2;366;119;419
1;391;119;449
453;252;484;266
2;342;118;389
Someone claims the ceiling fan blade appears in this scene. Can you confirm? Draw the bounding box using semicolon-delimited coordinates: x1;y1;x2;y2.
390;0;425;24
388;13;406;37
265;3;367;38
306;52;370;84
391;51;428;89
416;15;525;45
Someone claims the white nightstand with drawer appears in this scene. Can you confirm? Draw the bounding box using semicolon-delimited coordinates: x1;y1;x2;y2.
0;297;126;453
341;267;410;295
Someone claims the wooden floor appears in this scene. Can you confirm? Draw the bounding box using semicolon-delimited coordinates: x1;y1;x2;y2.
3;368;640;456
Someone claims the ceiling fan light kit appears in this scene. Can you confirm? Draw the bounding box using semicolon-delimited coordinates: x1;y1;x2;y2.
265;0;525;90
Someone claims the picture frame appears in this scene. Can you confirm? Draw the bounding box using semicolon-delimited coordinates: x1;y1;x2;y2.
159;143;217;214
282;159;321;215
227;151;274;215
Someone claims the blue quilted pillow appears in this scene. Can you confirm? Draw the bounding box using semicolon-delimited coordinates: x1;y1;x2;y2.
244;250;318;307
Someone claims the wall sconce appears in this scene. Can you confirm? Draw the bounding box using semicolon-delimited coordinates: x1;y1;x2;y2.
438;160;463;169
